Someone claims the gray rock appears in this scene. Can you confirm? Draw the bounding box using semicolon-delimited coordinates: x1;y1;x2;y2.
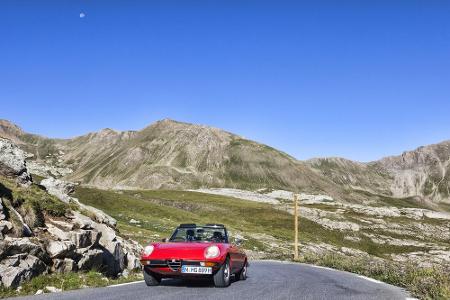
41;178;117;227
46;223;70;241
70;211;94;229
0;237;49;263
45;286;62;293
77;249;103;271
78;202;117;228
0;138;32;185
71;230;94;248
92;223;117;244
0;254;47;288
125;252;141;270
101;241;126;276
46;240;75;259
40;178;74;204
52;258;76;273
48;218;73;231
0;220;13;234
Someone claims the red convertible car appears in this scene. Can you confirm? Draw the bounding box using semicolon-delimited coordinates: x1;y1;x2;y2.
140;223;248;287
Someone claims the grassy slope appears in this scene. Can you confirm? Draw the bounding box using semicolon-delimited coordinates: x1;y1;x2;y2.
73;187;429;258
73;187;450;298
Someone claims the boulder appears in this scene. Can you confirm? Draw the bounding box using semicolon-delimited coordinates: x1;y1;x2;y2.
0;237;49;263
48;218;73;231
51;258;76;273
92;223;117;245
40;178;74;204
125;251;141;270
46;240;75;259
46;223;70;241
71;230;95;248
77;249;103;271
101;241;126;276
0;254;47;288
0;138;32;185
70;211;94;229
77;202;117;227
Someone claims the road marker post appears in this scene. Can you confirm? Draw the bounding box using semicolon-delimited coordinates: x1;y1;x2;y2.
294;193;299;260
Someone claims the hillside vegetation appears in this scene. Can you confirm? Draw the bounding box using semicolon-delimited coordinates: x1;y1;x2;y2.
73;186;450;299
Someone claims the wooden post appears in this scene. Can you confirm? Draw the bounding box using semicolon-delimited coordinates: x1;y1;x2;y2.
294;193;299;260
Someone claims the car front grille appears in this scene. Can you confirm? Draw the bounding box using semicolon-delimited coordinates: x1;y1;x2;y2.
167;259;181;272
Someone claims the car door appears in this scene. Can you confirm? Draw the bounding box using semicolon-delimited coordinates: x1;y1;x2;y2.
228;244;245;273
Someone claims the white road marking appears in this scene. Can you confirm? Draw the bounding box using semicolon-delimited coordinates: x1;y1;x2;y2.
107;280;144;288
357;275;384;284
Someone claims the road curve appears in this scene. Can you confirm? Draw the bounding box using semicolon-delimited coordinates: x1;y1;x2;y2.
9;261;410;300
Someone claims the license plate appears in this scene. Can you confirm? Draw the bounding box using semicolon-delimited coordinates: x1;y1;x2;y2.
181;265;212;274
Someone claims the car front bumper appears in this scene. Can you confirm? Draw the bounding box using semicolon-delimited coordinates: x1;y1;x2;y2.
141;259;222;277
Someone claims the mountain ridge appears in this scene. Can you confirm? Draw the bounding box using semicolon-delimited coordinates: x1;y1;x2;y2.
1;118;449;204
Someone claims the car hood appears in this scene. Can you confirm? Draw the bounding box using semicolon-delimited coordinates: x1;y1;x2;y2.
143;242;226;260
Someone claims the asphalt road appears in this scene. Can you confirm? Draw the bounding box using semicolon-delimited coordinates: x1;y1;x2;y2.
10;261;411;300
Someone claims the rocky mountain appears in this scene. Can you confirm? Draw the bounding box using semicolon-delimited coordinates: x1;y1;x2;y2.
308;141;450;205
0;138;141;288
0;119;335;193
1;119;450;206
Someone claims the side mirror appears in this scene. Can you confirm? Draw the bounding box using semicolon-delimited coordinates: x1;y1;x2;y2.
161;238;169;242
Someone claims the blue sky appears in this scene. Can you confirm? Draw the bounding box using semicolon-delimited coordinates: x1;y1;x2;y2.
1;1;450;162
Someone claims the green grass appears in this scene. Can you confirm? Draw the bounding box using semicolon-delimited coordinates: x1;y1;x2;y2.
351;189;430;209
74;187;293;246
72;187;431;259
0;270;143;299
0;176;76;231
73;187;355;253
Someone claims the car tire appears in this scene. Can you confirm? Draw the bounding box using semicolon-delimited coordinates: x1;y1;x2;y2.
144;268;161;286
237;261;248;280
213;258;231;287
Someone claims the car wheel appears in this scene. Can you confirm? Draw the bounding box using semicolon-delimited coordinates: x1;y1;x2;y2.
213;258;231;287
237;261;248;280
144;268;161;286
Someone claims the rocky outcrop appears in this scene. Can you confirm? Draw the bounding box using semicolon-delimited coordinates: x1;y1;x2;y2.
0;253;47;288
0;140;142;288
26;160;72;179
40;178;117;227
0;201;141;288
0;138;32;185
40;178;75;203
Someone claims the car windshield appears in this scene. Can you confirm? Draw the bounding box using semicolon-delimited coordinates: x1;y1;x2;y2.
169;226;228;243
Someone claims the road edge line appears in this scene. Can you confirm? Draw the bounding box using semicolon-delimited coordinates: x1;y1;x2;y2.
107;280;144;288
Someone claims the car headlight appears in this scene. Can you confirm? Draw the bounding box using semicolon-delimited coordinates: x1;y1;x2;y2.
143;245;154;256
204;245;220;259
